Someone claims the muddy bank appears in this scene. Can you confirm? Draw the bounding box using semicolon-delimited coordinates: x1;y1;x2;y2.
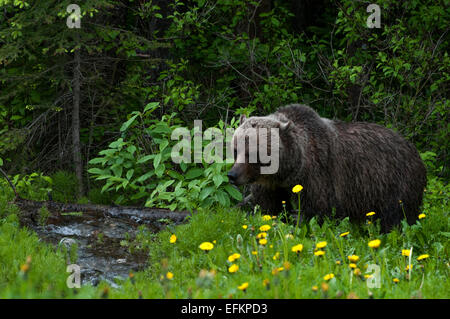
15;199;190;287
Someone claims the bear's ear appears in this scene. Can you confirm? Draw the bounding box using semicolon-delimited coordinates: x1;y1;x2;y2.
279;120;292;132
239;114;247;124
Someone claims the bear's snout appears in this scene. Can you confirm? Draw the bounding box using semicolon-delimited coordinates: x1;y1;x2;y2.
227;169;240;185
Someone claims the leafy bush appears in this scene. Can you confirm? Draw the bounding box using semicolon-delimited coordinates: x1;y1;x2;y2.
88;102;242;211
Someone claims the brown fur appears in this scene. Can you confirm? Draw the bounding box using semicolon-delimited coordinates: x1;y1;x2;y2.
228;104;427;232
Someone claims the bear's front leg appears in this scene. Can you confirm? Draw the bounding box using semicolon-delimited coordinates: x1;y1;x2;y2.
250;184;288;215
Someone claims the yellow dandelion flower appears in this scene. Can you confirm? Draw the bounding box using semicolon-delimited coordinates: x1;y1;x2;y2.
366;211;376;217
259;225;271;232
166;272;174;280
417;254;429;261
393;278;400;283
340;231;350;237
269;244;273;248
418;213;426;220
336;260;341;265
402;249;410;257
262;215;272;221
368;239;381;248
364;274;373;279
353;268;361;276
256;232;267;239
228;253;241;263
242;225;248;230
20;264;29;273
323;273;334;281
251;251;258;255
321;282;329;292
348;255;360;263
259;238;267;245
367;221;372;225
314;250;325;256
312;285;318;292
213;240;217;244
263;279;270;287
283;261;291;270
291;244;304;253
199;242;214;251
282;200;286;205
273;252;280;260
228;264;239;273
169;234;177;244
292;184;303;193
316;241;327;249
405;264;413;271
238;282;248;291
349;263;357;269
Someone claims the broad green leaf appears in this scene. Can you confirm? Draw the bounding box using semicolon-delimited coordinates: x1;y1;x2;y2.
185;168;203;179
224;184;243;201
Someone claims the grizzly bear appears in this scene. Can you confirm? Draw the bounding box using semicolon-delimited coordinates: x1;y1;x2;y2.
227;104;427;232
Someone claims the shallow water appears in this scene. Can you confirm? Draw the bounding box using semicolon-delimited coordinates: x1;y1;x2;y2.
20;206;159;287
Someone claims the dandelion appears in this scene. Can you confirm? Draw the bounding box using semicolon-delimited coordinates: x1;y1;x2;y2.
323;273;334;281
366;212;376;217
272;252;280;260
259;225;271;232
349;263;357;269
228;253;241;263
213;240;217;244
256;232;267;239
169;234;177;244
242;225;248;230
316;241;327;249
259;238;267;245
199;242;214;251
283;261;291;271
228;264;239;273
401;249;410;257
405;264;413;271
417;254;429;261
353;268;361;276
368;239;381;249
418;213;426;220
340;231;350;237
251;251;258;255
263;279;270;288
291;244;304;254
238;282;248;291
364;274;373;279
336;260;341;265
393;278;400;283
282;200;286;205
262;215;272;221
292;184;303;193
348;255;360;263
166;272;174;280
314;250;325;256
20;263;29;273
312;285;318;292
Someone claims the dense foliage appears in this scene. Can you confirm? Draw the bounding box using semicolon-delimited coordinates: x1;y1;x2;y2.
0;0;448;299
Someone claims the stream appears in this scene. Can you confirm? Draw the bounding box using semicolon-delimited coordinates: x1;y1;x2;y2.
16;199;189;288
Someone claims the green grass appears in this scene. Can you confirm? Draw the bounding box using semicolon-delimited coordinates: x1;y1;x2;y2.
0;177;448;298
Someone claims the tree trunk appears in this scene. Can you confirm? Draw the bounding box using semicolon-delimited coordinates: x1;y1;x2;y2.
72;41;84;196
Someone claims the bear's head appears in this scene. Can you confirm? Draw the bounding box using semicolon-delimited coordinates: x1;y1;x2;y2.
227;114;292;186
